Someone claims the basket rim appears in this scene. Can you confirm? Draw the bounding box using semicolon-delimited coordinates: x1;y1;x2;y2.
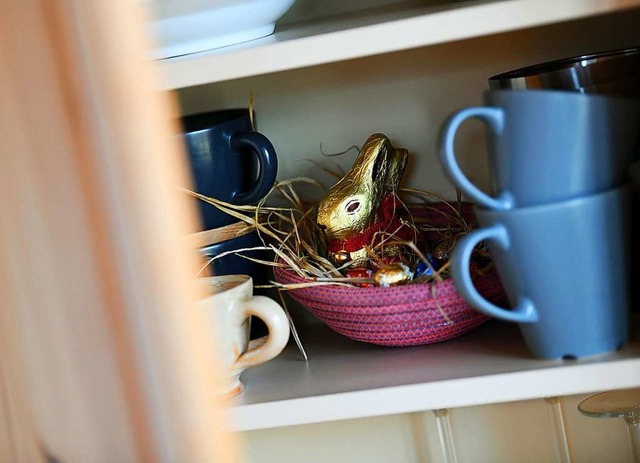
272;260;505;311
273;263;458;294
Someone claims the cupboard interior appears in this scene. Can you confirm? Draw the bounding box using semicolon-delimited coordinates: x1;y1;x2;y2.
169;7;640;462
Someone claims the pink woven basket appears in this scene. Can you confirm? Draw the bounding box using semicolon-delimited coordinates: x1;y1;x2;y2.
273;203;507;347
274;266;505;347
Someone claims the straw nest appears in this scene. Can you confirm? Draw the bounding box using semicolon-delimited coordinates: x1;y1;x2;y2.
187;176;489;290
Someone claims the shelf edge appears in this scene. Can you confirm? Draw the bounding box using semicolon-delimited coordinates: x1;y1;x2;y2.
227;358;640;431
159;0;640;89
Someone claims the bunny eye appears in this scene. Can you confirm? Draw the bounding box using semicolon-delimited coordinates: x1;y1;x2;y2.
345;200;361;215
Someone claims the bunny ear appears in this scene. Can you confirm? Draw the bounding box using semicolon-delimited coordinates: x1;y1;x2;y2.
385;147;408;193
351;133;408;194
351;133;391;187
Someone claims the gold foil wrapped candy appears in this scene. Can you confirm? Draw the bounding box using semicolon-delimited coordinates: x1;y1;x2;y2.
373;263;414;287
316;133;409;266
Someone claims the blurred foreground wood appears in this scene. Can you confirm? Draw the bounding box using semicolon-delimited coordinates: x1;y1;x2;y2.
0;0;237;461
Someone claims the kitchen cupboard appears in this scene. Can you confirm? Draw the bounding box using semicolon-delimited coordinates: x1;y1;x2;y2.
155;0;640;461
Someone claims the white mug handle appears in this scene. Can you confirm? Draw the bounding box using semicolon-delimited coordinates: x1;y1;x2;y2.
234;296;290;371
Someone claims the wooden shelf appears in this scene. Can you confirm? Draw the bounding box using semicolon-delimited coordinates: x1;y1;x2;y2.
228;318;640;431
158;0;640;90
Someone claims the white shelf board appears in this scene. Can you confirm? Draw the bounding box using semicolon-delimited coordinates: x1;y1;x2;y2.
228;318;640;431
158;0;640;89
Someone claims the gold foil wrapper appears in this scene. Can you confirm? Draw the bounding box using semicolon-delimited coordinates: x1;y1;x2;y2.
317;134;407;241
317;133;408;266
374;263;414;287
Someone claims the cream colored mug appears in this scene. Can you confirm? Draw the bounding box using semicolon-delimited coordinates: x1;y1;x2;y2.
199;275;290;398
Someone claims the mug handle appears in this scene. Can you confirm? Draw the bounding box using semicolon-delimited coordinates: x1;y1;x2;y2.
440;107;514;210
451;224;538;323
234;295;290;371
231;131;278;204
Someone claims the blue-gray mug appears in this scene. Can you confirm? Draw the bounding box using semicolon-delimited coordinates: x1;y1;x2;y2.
182;109;278;230
440;90;640;210
451;184;630;359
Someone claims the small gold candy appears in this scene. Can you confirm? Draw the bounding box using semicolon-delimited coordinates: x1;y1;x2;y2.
331;250;351;264
374;263;414;287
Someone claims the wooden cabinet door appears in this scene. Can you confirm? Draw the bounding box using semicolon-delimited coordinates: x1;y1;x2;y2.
0;1;236;461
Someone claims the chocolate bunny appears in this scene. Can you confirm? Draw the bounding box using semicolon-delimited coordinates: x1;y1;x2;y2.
317;133;412;265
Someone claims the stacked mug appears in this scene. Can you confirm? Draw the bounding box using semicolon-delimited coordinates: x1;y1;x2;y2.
181;111;288;394
181;109;280;341
439;82;640;359
181;108;278;282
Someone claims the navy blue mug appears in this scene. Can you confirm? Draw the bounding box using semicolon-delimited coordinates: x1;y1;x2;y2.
440;90;640;210
451;184;630;359
182;109;278;230
199;231;269;284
